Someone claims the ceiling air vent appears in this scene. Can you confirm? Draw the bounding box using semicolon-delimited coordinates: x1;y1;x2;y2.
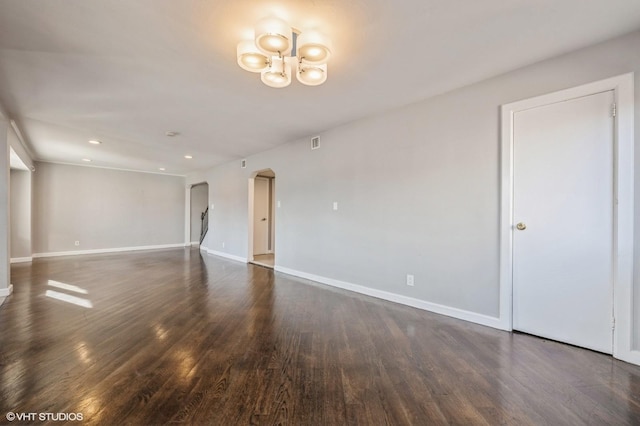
311;136;320;150
241;159;247;168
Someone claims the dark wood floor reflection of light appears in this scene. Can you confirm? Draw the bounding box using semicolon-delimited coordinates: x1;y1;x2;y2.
1;248;640;424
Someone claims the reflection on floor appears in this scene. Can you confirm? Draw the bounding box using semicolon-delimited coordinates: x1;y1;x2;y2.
3;247;640;423
252;253;274;268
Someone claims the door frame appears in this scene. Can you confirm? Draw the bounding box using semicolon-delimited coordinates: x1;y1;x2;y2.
189;182;209;246
247;169;275;262
185;181;209;248
499;73;635;363
252;176;271;256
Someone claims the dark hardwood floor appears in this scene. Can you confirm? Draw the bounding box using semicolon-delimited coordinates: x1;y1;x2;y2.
1;248;640;425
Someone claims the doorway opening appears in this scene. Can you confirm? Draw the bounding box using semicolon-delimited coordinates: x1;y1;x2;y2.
248;169;275;268
190;182;209;247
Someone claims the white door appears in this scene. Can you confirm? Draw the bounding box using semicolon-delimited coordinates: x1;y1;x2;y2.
253;177;270;255
512;90;615;354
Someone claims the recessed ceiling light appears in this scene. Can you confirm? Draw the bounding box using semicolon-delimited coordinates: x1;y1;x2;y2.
159;167;166;171
166;131;179;137
88;140;101;145
184;155;193;159
82;158;92;162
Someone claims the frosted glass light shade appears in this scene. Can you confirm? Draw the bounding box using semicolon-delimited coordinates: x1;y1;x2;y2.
261;56;292;88
237;41;269;72
296;31;331;64
297;63;327;86
255;17;292;55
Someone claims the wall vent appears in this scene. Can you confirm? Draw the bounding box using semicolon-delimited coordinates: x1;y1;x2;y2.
241;159;247;168
311;136;320;150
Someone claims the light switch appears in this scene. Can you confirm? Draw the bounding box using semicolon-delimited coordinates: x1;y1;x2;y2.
277;200;281;208
333;202;338;211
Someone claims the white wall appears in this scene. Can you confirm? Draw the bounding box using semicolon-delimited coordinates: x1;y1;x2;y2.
33;162;185;254
0;119;9;294
192;164;247;256
190;183;208;243
10;170;31;260
187;31;640;335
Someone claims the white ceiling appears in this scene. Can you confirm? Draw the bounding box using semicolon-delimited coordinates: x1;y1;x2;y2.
0;0;639;175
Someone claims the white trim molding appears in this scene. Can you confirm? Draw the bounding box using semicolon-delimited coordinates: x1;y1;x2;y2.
0;284;13;297
9;120;35;171
207;250;248;264
275;266;503;329
10;257;32;264
184;186;191;247
33;243;186;258
500;73;635;362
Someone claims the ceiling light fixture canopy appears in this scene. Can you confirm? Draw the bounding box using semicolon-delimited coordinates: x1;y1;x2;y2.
237;16;331;88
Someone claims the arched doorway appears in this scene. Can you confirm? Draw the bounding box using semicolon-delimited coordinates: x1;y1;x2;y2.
190;182;209;247
248;169;275;268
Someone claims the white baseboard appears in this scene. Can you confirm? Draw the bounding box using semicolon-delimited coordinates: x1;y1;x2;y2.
274;266;504;330
615;349;640;366
199;245;209;252
207;250;248;264
0;284;13;297
33;243;186;258
11;257;33;264
190;241;199;246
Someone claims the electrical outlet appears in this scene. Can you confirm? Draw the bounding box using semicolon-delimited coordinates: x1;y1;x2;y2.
74;241;80;246
406;274;414;286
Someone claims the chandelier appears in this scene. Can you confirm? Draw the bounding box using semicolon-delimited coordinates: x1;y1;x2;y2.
236;17;331;88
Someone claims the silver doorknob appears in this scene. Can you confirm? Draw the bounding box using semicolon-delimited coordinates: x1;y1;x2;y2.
516;222;526;231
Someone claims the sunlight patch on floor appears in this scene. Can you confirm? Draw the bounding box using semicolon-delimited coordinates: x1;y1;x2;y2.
45;290;93;308
48;280;89;295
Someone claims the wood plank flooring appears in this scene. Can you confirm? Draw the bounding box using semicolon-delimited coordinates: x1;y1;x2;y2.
251;254;275;269
1;247;640;424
